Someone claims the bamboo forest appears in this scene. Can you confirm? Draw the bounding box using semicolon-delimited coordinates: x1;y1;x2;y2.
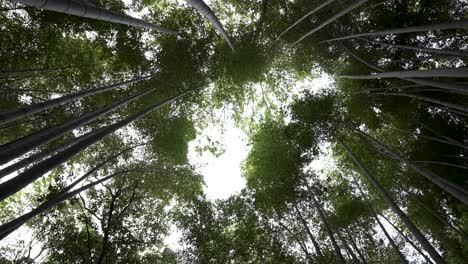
0;0;467;263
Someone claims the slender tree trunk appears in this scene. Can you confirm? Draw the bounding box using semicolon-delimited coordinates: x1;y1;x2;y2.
306;185;347;264
8;0;178;34
398;184;468;242
354;181;408;263
0;169;136;240
0;89;191;202
96;190;118;264
388;127;468;151
343;46;468;94
337;230;360;263
357;84;425;94
0;65;79;76
277;0;336;40
293;0;370;45
417;122;465;147
0;128;112;179
293;202;326;264
364;0;393;10
372;92;468;114
358;37;468;57
341;67;468;79
339;140;447;264
359;132;468;204
185;0;234;51
323;20;468;43
0;87;156;165
379;213;434;264
0;75;152;126
0;144;141;238
346;229;368;264
415;161;468;170
279;221;315;264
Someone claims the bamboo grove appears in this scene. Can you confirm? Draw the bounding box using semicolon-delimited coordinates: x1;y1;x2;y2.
0;0;467;263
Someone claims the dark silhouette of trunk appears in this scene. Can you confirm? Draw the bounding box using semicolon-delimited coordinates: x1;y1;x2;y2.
398;184;468;242
343;46;468;94
305;184;347;264
185;0;234;51
388;127;468;151
358;37;468;57
9;0;178;34
354;181;408;263
0;169;136;240
339;140;446;264
337;230;359;263
415;161;468;170
0;87;156;165
0;65;80;76
277;0;336;40
293;202;326;264
0;75;153;126
346;229;368;264
0;89;191;202
0;145;141;239
417;122;464;146
278;221;315;264
341;67;468;79
372;92;468;114
293;0;370;45
359;132;468;204
324;20;468;42
95;189;119;264
0;133;94;179
357;84;425;94
380;213;434;264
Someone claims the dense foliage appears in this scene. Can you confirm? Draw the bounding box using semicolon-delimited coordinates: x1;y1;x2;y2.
0;0;466;263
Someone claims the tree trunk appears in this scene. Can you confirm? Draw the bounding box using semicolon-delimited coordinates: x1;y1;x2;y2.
379;213;434;264
293;202;326;264
372;92;468;114
357;84;425;94
341;67;468;79
388;127;468;151
358;37;468;57
0;89;191;202
0;87;156;165
337;230;360;263
0;75;152;126
343;46;468;94
293;0;370;45
323;20;468;42
8;0;178;34
95;189;119;264
354;182;408;264
0;134;87;179
415;161;468;170
0;169;136;240
339;140;446;264
359;132;468;204
346;229;368;264
417;122;466;147
277;0;336;40
279;221;315;264
306;185;347;264
0;65;79;76
185;0;234;51
0;144;141;238
398;184;468;242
